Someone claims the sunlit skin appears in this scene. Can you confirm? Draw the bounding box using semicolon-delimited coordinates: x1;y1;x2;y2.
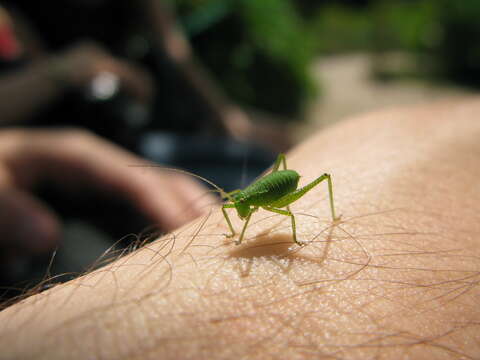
1;99;480;359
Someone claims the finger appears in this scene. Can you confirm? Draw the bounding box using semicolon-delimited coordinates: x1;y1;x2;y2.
129;173;193;231
148;176;209;229
102;59;155;102
2;129;211;231
0;188;60;254
57;41;155;102
167;173;219;217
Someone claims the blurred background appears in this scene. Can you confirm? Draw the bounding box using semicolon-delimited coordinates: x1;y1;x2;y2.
178;0;477;133
0;0;478;301
176;0;475;130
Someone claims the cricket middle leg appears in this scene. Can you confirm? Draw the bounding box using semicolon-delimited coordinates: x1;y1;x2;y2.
263;206;301;245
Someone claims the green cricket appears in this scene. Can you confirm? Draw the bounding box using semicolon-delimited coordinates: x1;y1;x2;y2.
133;153;338;246
221;154;339;246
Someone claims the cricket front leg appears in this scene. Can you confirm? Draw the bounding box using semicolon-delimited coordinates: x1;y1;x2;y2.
222;204;236;238
236;211;253;245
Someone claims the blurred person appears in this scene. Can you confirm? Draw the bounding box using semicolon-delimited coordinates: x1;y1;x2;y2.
0;0;290;151
0;127;214;270
0;4;154;131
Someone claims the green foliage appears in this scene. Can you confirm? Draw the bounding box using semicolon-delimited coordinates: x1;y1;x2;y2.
176;0;235;36
235;0;317;117
370;0;441;52
307;1;440;54
368;0;480;85
306;0;480;87
172;0;480;114
240;0;315;66
309;5;374;54
174;0;317;119
433;0;480;85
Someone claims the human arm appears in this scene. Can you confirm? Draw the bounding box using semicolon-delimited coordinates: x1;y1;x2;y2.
0;128;212;258
139;0;292;149
0;59;66;125
0;5;154;125
1;98;480;359
0;41;154;125
140;0;237;131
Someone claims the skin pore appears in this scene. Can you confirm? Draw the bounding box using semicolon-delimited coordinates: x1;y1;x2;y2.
1;99;480;359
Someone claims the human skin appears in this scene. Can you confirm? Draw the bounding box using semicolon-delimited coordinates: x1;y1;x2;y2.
0;128;212;258
1;99;480;359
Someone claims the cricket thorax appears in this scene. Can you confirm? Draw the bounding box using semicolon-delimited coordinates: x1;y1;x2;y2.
234;201;250;219
240;170;300;206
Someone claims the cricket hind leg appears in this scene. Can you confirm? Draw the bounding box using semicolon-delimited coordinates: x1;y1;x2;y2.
262;206;302;245
271;153;288;173
269;173;338;221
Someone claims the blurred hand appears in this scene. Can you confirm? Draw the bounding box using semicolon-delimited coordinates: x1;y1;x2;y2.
52;41;154;102
223;106;293;153
0;128;215;257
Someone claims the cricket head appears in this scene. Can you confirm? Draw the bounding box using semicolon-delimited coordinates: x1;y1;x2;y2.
235;201;250;219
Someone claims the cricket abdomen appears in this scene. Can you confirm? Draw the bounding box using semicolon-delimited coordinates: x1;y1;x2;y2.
236;170;300;207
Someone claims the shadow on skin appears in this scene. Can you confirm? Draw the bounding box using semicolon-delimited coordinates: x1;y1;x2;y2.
226;233;296;277
225;221;339;277
227;233;295;259
227;214;338;258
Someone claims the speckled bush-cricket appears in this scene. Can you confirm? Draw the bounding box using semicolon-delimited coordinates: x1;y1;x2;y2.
132;153;338;245
221;154;339;246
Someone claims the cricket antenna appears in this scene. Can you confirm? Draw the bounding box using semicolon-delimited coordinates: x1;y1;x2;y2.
128;165;234;202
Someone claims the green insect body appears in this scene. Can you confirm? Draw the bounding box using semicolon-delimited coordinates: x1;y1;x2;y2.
222;154;339;246
233;170;300;209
